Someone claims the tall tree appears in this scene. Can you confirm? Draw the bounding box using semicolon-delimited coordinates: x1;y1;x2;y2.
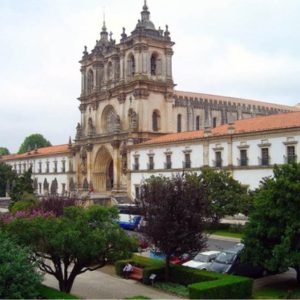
3;205;136;293
18;134;51;154
0;162;16;197
199;167;252;223
138;174;210;280
10;167;34;204
242;163;300;283
0;147;10;155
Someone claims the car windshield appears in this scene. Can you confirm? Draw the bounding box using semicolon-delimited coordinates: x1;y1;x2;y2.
194;254;210;262
215;252;236;264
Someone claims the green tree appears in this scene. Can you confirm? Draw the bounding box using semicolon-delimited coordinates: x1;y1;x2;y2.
199;167;252;223
242;163;300;283
18;133;51;154
0;162;16;197
4;205;136;293
0;147;10;155
138;174;210;281
0;231;42;299
10;167;34;204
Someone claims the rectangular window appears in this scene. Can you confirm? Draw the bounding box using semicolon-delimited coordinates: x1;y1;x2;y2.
213;117;217;128
287;146;296;163
165;154;172;169
62;160;66;173
135;185;140;200
240;149;248;166
215;151;222;167
148;156;154;170
46;161;50;173
53;161;58;173
183;153;191;168
38;162;42;174
261;148;269;166
133;156;139;171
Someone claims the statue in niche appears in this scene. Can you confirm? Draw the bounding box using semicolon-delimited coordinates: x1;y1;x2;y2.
87;118;95;136
80;148;87;174
76;123;82;139
128;109;138;131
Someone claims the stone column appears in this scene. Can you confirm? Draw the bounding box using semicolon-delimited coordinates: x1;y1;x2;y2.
94;63;102;92
119;51;125;82
111;140;121;192
165;49;173;80
80;67;86;96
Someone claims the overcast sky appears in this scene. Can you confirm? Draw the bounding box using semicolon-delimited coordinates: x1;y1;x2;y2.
1;0;300;153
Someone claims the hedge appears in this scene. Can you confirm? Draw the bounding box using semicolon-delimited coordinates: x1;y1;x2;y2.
188;276;253;299
115;255;253;299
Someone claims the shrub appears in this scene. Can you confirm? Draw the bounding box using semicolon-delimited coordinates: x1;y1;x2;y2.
115;255;253;299
0;231;42;299
188;276;253;299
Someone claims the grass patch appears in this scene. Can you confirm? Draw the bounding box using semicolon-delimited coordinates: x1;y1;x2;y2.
205;229;243;239
154;282;189;298
38;285;81;299
253;282;300;299
123;296;151;300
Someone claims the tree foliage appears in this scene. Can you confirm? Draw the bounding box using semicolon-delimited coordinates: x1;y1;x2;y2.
138;174;210;280
0;162;16;197
199;167;252;222
18;133;51;154
242;163;300;282
0;147;10;155
3;205;136;293
9;167;34;204
0;231;42;299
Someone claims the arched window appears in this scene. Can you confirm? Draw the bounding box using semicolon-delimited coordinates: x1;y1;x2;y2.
87;70;94;94
177;114;182;132
196;116;200;130
107;61;112;80
152;110;161;132
151;53;157;75
128;54;135;76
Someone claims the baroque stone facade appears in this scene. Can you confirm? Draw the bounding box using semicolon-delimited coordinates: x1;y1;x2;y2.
74;2;297;197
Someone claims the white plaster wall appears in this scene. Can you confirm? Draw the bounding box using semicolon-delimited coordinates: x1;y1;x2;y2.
232;169;274;190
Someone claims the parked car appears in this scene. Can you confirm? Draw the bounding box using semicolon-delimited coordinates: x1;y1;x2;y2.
208;243;265;278
182;250;220;270
149;249;195;264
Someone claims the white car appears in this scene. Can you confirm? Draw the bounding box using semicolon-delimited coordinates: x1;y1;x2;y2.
182;251;220;270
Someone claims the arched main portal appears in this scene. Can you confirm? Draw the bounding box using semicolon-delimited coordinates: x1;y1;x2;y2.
93;146;114;192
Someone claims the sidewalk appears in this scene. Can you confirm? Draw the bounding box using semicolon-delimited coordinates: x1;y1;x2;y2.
43;266;181;299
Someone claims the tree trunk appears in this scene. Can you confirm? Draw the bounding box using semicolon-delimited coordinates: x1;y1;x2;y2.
165;254;171;282
296;268;300;284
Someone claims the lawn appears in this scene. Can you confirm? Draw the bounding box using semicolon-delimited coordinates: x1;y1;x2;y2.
253;281;300;299
153;282;189;298
208;229;243;239
38;285;81;299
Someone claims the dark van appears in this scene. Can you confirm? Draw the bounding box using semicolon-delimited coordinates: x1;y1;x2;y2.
208;243;264;278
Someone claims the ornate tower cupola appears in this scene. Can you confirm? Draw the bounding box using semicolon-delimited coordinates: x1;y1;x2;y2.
100;21;109;42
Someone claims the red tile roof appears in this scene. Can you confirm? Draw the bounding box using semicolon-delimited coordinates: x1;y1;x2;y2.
2;144;71;161
175;90;299;111
141;111;300;146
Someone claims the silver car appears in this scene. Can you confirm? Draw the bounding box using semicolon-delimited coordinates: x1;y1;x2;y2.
182;250;220;270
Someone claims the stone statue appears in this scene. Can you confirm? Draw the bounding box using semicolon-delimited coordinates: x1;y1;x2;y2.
76;123;82;139
80;148;87;174
129;110;138;130
88;118;95;136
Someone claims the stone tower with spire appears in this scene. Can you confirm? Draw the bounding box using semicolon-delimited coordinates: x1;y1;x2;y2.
75;1;175;199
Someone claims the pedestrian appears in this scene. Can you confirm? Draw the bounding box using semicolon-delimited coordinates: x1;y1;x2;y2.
123;263;133;279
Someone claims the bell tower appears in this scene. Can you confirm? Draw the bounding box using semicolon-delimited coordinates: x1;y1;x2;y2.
75;1;175;198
